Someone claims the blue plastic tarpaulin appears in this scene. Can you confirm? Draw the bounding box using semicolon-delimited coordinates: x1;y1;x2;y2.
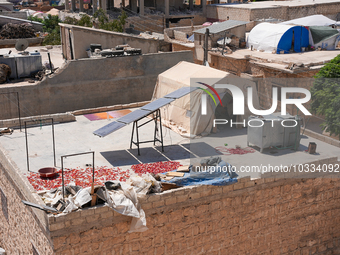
161;160;238;186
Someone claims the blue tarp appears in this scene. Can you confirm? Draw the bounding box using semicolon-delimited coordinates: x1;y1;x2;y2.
161;161;238;186
277;26;309;54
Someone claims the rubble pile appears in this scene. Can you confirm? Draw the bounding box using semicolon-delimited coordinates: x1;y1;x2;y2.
0;64;11;84
0;23;36;39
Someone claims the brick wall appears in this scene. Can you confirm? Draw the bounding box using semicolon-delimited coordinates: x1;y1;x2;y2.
209;52;250;75
49;158;340;255
1;135;340;255
250;64;319;115
0;149;53;254
207;1;340;31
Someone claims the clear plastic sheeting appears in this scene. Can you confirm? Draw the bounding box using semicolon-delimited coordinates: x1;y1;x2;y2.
38;173;160;233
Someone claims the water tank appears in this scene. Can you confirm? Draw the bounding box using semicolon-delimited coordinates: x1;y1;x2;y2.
247;113;301;153
15;55;42;79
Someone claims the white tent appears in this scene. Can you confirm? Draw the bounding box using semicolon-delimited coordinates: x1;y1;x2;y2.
280;15;339;27
152;61;259;137
246;23;309;54
247;23;290;53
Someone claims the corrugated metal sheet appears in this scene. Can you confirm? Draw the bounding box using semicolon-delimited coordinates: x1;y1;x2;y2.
194;20;248;35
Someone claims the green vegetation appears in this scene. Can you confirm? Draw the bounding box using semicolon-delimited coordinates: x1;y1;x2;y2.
27;9;127;45
28;14;61;45
93;9;127;32
311;54;340;139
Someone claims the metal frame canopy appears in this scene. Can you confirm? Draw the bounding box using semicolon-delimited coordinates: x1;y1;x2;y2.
93;87;199;155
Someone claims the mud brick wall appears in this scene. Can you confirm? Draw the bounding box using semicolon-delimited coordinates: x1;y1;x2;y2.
0;152;53;254
250;64;318;115
50;164;340;254
209;52;250;76
207;2;340;31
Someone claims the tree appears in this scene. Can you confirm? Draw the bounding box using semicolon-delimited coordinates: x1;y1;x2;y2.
311;54;340;139
94;9;127;32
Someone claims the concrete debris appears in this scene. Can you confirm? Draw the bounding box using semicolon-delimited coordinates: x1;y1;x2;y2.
0;64;11;84
0;128;13;136
286;62;305;70
87;44;142;58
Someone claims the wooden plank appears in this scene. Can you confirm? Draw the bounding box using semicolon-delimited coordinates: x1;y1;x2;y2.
166;172;185;177
177;165;190;172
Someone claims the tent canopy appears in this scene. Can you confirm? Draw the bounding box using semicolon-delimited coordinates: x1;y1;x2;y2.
309;26;339;44
280;15;339;27
247;23;309;54
152;61;259;136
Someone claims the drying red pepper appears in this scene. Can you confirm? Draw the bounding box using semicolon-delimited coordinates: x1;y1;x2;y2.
26;167;130;191
131;161;181;175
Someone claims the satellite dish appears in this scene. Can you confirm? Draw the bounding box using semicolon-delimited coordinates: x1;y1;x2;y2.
15;39;29;52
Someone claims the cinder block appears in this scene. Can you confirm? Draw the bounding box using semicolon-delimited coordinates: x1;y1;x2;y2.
101;211;114;219
49;222;65;231
165;196;177;205
233;182;245;190
71;217;85;226
153;200;165;208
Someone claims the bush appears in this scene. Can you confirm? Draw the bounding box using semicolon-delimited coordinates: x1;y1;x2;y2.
94;9;127;32
311;54;340;138
42;30;61;45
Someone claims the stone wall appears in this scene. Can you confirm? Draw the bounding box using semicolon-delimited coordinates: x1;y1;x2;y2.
249;63;319;116
172;43;194;52
207;52;320;117
49;158;340;254
209;52;250;75
0;144;53;254
0;51;193;120
59;24;171;60
207;1;340;31
0;11;27;20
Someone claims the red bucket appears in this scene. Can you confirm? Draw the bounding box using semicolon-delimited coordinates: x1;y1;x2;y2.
38;167;58;178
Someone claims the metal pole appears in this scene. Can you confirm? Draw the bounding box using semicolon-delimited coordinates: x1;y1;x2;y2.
16;92;21;131
203;28;209;65
60;151;95;200
92;152;95;183
222;31;226;56
47;52;53;74
136;120;140;156
159;109;164;152
25;122;29;172
52;119;56;167
130;121;135;149
25;118;55;172
61;157;64;201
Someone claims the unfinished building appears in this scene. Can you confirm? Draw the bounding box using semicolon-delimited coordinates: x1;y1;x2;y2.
206;0;340;31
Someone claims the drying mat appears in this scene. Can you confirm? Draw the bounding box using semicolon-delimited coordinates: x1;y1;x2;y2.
108;109;132;118
84;112;113;121
84;109;132;121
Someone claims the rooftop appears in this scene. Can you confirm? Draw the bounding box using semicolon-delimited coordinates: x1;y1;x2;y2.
210;0;340;9
211;48;340;71
194;20;248;35
0;107;339;181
